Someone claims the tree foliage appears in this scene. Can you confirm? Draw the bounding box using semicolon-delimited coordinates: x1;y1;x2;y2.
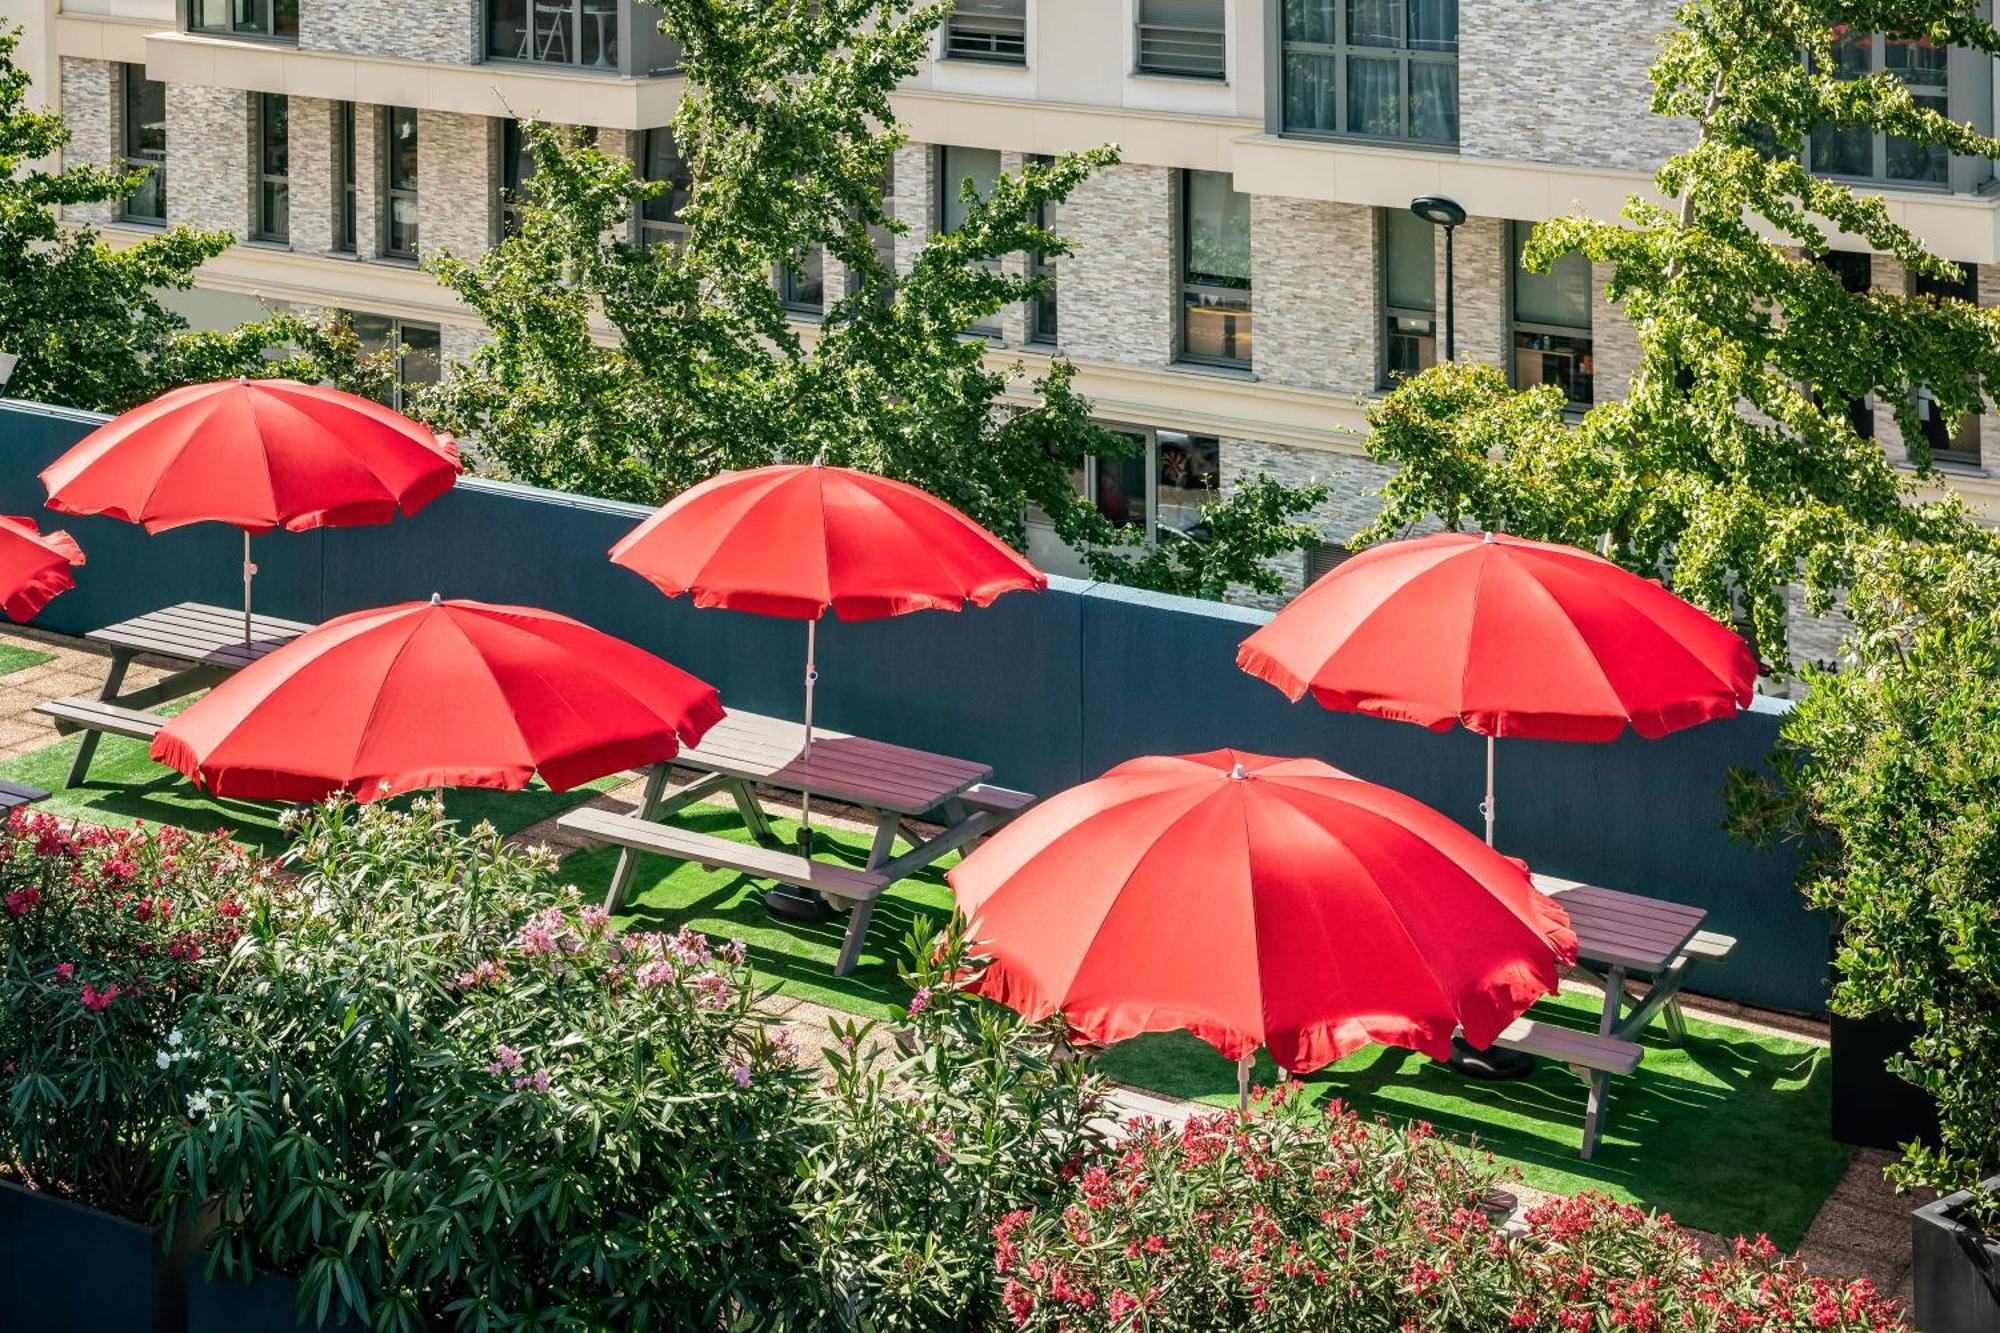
0;22;395;411
1359;0;2000;661
421;0;1325;600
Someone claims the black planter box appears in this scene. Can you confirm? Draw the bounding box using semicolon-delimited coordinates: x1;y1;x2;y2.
184;1257;366;1333
0;1176;198;1333
1830;1011;1940;1150
1914;1176;2000;1333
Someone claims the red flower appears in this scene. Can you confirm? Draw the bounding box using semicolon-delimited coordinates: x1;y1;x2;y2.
79;982;119;1012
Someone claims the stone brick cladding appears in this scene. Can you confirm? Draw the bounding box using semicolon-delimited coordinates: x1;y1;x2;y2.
300;0;476;63
166;83;251;237
996;149;1029;347
1250;196;1376;391
1450;215;1510;371
1059;161;1175;367
287;96;339;255
1590;261;1642;402
1223;439;1414;605
416;110;497;262
59;59;119;227
353;104;387;261
891;142;934;278
441;321;490;377
1458;0;1691;173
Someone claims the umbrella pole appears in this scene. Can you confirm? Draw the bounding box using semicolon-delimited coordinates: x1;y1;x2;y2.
1482;734;1496;847
242;530;256;644
798;619;817;850
1237;1055;1251;1115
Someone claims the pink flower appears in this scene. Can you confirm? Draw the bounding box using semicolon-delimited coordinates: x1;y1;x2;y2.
53;962;73;981
579;906;611;934
80;983;119;1012
6;886;40;915
487;1043;523;1076
512;1067;552;1094
730;1062;752;1089
907;986;932;1016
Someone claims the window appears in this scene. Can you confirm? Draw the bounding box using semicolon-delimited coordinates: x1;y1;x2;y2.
351;314;442;413
120;66;166;224
1807;28;1951;187
1510;222;1592;408
1816;250;1873;439
1136;0;1225;80
189;0;298;40
848;164;897;299
944;0;1027;64
1280;0;1458;145
336;101;357;252
1914;265;1981;465
383;107;419;259
501;120;534;238
254;93;288;242
1305;543;1354;584
1180;170;1252;368
939;146;1002;333
1028;153;1058;344
488;0;619;68
1039;428;1224;545
1382;206;1436;384
779;249;825;315
637;128;690;247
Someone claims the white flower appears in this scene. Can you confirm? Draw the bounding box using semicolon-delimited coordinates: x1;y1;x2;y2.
166;1030;183;1048
186;1091;211;1117
216;1035;230;1048
155;1051;171;1070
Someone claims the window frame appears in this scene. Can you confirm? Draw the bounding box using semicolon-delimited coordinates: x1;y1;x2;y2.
635;127;690;248
937;145;1004;336
253;92;289;244
1178;169;1253;370
1276;0;1460;148
349;312;442;413
778;247;826;317
1803;27;1960;191
1027;152;1059;345
185;0;299;42
335;101;357;253
943;0;1028;65
382;106;420;261
1379;205;1437;387
482;0;683;76
119;65;167;226
1508;220;1594;410
1135;0;1227;81
1031;425;1226;547
1913;265;1983;466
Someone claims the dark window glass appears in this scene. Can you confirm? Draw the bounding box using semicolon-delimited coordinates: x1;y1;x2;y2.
1280;0;1458;144
1809;27;1954;187
638;127;690;246
939;146;1002;334
121;67;166;223
352;314;442;412
1816;250;1873;439
779;248;825;314
255;93;288;242
1915;265;1981;462
336;101;357;252
1028;153;1058;343
385;107;419;258
1181;170;1252;367
191;0;295;39
944;0;1027;63
1136;0;1225;80
501;119;535;237
488;0;621;69
1511;222;1592;408
1383;206;1435;383
1155;431;1221;537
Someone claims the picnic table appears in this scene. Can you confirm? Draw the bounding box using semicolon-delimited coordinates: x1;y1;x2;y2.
49;602;314;787
566;709;1031;975
1534;873;1734;1043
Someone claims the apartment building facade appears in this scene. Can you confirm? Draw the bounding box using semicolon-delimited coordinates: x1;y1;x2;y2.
13;0;2000;616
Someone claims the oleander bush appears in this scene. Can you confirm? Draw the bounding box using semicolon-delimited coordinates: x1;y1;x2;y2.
157;798;813;1332
0;810;271;1218
995;1089;1908;1332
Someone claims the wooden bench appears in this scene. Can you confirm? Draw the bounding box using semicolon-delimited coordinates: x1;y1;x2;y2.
959;783;1035;817
558;807;892;975
0;779;50;813
1489;1018;1644;1159
36;697;169;744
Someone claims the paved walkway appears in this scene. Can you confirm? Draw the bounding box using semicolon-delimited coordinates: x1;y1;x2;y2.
0;623;1919;1304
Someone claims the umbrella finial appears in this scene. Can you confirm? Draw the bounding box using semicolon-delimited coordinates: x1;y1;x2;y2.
1228;761;1250;782
1482;530;1497;543
429;591;442;606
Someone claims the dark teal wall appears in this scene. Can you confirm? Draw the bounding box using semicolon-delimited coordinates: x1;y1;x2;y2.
0;399;1826;1013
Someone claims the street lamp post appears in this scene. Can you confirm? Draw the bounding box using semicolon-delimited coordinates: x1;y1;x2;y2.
1409;195;1467;362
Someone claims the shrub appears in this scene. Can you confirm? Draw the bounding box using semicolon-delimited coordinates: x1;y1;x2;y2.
996;1091;1907;1332
159;798;813;1332
788;918;1109;1330
0;811;269;1218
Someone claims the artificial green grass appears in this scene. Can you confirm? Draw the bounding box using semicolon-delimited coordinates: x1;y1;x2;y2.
0;642;56;676
573;801;957;1019
1094;992;1846;1249
574;802;1847;1247
0;727;615;855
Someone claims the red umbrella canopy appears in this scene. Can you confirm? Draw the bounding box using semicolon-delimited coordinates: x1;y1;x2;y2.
0;516;84;622
41;378;461;534
948;749;1577;1072
151;598;724;803
608;463;1046;621
1236;532;1758;742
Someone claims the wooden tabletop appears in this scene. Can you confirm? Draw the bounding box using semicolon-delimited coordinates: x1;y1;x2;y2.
678;709;992;817
87;601;315;671
1534;874;1706;974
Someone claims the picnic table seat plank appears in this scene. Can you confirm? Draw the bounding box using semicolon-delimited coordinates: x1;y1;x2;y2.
1489;1016;1644;1159
37;697;168;742
0;778;50;812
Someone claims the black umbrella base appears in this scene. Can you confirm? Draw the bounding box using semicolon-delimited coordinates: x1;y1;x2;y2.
1443;1035;1538;1080
765;884;834;923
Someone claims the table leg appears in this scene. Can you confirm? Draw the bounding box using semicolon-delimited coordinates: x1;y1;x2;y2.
834;898;878;976
604;764;670;914
727;778;774;842
65;651;132;789
864;815;900;870
1598;966;1628;1037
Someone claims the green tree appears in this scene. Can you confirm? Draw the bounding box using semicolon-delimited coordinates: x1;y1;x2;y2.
1358;0;2000;662
0;22;394;411
421;0;1325;601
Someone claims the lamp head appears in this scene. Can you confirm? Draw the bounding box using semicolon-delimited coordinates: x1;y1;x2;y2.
1410;195;1468;229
